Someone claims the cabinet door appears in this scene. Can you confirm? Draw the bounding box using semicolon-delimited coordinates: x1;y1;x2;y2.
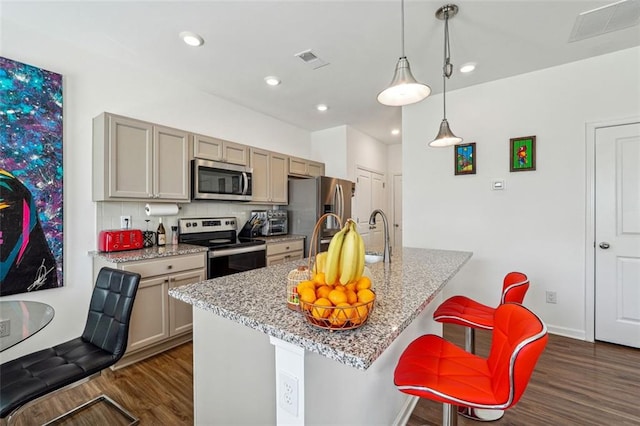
288;157;308;176
308;161;325;177
270;152;288;204
193;134;223;161
108;115;153;199
169;269;205;336
223;141;249;166
250;148;270;203
154;125;190;200
127;276;169;353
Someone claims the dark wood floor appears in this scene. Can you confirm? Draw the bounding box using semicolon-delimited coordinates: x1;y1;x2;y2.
10;326;640;425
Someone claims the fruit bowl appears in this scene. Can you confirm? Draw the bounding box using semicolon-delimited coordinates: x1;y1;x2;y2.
299;292;376;331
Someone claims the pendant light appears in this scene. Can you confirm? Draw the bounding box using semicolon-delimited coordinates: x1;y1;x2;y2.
429;4;462;147
377;0;431;106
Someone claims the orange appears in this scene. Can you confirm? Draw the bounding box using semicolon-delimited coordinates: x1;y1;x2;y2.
329;303;352;326
328;289;348;305
334;284;346;292
350;304;369;324
299;287;317;304
345;289;358;304
311;298;332;319
316;285;332;299
357;288;375;304
356;276;372;291
345;282;357;292
313;272;326;285
297;280;315;294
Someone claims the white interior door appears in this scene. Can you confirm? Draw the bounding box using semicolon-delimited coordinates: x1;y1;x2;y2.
595;122;640;348
369;172;385;251
354;167;386;252
392;174;403;249
354;168;372;246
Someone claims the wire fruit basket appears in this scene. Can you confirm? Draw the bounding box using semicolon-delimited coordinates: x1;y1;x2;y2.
297;212;375;331
299;295;375;331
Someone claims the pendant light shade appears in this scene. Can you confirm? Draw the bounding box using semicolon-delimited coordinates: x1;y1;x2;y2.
429;4;462;147
377;57;431;106
377;0;431;106
430;119;462;147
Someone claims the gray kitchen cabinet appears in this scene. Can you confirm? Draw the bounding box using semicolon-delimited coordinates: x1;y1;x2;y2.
93;112;189;201
250;148;288;204
288;156;325;178
93;252;206;368
192;133;249;166
266;239;304;266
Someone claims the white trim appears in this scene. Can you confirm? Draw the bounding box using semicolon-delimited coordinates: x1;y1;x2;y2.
392;395;419;426
585;116;640;343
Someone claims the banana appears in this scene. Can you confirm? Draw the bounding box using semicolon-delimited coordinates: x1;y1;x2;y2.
313;251;328;275
354;222;366;281
339;223;359;284
324;225;348;285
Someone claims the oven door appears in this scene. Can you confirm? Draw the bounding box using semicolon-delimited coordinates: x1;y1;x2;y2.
208;244;266;278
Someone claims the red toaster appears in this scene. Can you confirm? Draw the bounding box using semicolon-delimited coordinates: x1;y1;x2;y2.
98;229;144;252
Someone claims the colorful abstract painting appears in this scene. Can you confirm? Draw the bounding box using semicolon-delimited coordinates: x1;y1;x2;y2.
454;142;476;175
0;57;63;296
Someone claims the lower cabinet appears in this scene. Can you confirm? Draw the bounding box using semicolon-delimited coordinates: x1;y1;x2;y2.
93;252;206;368
266;239;304;266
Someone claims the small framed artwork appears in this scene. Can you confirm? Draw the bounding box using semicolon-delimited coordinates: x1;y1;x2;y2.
454;142;476;175
510;136;536;172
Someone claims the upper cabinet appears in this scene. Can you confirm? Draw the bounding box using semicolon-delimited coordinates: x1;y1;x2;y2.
192;134;248;166
250;148;288;204
288;156;325;178
93;113;189;202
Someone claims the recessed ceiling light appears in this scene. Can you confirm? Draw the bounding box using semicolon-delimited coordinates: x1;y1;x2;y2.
460;62;476;73
264;76;281;86
316;104;328;112
179;31;204;47
391;129;401;136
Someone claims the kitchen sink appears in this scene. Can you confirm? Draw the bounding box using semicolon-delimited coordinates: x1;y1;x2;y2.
364;252;384;264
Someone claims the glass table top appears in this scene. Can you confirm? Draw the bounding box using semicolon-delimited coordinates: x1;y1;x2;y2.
0;300;55;352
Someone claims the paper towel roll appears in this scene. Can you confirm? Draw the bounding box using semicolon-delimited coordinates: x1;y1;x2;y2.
145;203;179;217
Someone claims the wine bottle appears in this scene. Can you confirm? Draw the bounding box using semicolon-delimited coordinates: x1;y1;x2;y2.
157;218;166;246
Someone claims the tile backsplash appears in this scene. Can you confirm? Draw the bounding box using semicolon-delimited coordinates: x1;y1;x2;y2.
96;201;277;233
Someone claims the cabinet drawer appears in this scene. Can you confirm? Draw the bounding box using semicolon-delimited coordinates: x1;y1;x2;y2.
266;239;304;256
122;253;205;277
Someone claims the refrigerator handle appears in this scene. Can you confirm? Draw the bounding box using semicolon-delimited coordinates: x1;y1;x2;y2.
337;184;344;221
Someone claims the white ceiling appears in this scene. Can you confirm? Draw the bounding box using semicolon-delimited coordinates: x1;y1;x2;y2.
4;0;640;144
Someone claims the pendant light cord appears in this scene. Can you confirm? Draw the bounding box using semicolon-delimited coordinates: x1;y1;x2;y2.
401;0;406;57
442;9;452;120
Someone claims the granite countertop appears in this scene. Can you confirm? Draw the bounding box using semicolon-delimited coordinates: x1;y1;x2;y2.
89;243;208;263
249;234;306;244
169;247;472;370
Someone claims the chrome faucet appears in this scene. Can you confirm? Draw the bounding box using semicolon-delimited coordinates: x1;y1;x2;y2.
368;209;391;263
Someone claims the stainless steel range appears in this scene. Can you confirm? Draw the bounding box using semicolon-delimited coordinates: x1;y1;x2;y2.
178;217;266;279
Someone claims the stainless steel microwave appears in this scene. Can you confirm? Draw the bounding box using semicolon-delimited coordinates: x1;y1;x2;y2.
192;158;252;201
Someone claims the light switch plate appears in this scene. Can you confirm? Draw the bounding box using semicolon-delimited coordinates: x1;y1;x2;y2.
491;179;505;190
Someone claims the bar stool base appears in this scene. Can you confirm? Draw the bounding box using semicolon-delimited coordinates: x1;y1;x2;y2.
459;406;504;421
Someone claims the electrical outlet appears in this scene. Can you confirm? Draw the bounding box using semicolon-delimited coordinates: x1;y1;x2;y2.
0;318;10;338
279;371;298;416
120;215;132;229
546;291;557;304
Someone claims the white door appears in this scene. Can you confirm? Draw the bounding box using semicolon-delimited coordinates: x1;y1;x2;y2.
392;174;403;249
354;168;372;245
595;122;640;348
369;172;385;251
354;167;386;252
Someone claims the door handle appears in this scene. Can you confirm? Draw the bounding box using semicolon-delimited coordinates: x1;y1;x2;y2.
599;242;610;249
394;224;399;227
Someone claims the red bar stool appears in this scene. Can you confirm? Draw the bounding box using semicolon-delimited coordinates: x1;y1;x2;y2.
432;271;529;420
395;303;548;426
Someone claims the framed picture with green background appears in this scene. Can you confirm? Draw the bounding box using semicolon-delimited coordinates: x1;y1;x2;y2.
510;135;536;172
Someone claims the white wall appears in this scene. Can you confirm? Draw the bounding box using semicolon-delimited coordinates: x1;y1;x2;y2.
403;47;640;339
0;18;311;362
311;125;349;179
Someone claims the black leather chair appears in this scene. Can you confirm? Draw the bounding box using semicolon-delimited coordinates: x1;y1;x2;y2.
0;267;141;424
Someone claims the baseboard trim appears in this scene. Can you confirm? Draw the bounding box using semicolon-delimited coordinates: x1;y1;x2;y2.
112;333;192;370
547;325;586;341
393;395;419;426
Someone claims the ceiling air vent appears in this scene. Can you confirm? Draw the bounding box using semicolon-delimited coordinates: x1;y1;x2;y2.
295;49;329;70
569;0;640;42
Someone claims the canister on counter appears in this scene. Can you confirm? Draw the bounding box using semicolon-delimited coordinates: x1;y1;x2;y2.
287;265;310;311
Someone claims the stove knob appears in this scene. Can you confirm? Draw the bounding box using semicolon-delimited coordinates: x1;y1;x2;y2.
186;223;191;227
192;222;198;227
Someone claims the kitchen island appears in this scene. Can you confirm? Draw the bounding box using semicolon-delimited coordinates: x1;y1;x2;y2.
170;247;472;425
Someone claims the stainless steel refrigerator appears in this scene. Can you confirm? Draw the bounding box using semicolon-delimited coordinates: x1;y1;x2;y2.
288;176;355;257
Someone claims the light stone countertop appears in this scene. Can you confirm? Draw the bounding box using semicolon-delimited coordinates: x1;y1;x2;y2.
169;247;472;370
250;234;306;244
89;243;208;263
